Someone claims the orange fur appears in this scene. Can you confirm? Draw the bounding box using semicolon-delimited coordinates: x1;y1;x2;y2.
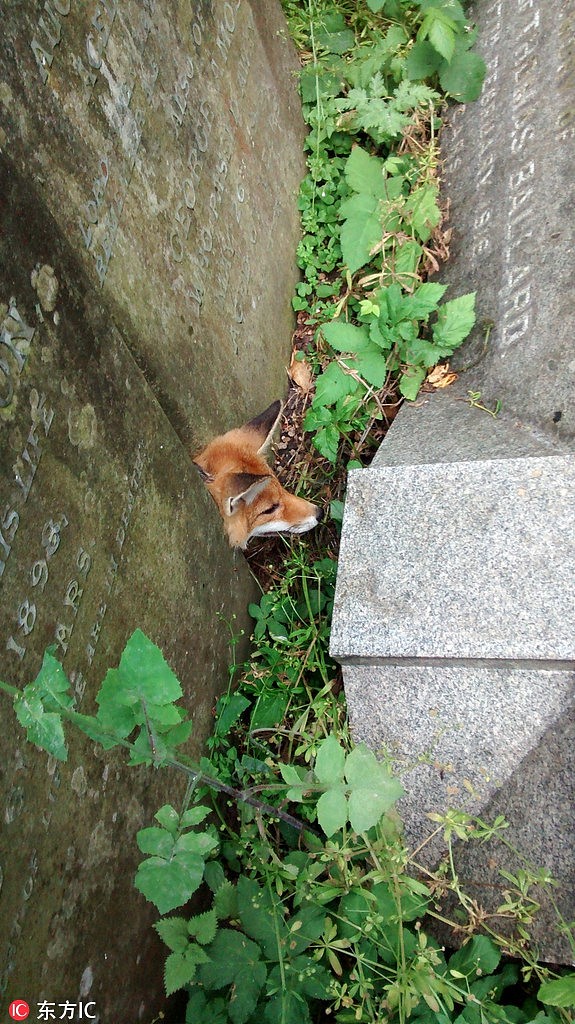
193;401;323;549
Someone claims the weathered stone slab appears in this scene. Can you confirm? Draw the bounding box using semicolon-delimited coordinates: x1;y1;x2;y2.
0;0;304;443
0;156;260;1018
439;0;575;442
331;456;575;666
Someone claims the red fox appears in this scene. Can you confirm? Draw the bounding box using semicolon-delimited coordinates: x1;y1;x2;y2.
193;400;323;549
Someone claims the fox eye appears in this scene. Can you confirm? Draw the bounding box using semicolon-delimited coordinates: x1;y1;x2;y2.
260;503;280;516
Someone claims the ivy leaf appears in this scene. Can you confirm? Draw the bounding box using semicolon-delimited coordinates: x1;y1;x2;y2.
198;929;267;1024
432;292;476;351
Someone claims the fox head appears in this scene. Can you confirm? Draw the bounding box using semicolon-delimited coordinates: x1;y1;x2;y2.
192;400;323;549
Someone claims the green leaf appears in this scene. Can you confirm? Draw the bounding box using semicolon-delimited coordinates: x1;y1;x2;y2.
165;944;210;995
402;282;447;320
345;744;404;832
406;40;443;80
317;787;348;837
180;805;212;828
155;916;189;953
188;908;218;945
311;361;358;407
432;292;476;351
14;696;68;762
279;762;308;801
322;321;372;354
314;734;346;785
214;692;250;737
135;852;204;914
313;424;341;463
344;146;387;198
213;879;238;920
355;347;389;388
137;826;175;858
250;691;289;731
198;929;267;1024
448;935;501;979
34;649;74;709
538;974;575;1008
154;804;180;834
405;184;441;242
339;194;383;273
237;876;284;960
186;991;228;1024
97;629;182;711
399;366;427;400
439;47;487;102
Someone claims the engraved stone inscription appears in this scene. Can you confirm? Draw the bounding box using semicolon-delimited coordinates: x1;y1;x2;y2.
441;0;575;438
0;0;305;1012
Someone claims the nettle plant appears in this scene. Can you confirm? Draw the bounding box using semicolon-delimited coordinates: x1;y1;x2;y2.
283;0;486;463
2;624;574;1024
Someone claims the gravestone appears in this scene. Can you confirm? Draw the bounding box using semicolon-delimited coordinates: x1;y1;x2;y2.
0;1;305;1019
331;0;575;962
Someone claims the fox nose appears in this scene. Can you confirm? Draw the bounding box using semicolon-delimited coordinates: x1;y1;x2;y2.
316;506;325;523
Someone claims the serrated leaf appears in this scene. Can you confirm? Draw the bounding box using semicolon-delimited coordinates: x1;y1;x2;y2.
14;696;68;761
322;321;372;354
314;734;346;785
432;292;476;351
355;347;389;388
538;974;575;1008
135;853;204;914
165;944;210;995
34;649;74;709
339;195;383;273
97;629;182;711
214;879;238;920
313;424;341;463
137;826;175;858
439;47;486;102
180;805;212;828
399;366;427;400
155;916;189;953
406;39;443;80
154;805;180;834
345;745;404;832
237;876;284;960
402;282;447;320
311;361;359;408
198;929;267;1024
188;908;218;945
344;146;387;198
317;787;348;837
406;184;441;242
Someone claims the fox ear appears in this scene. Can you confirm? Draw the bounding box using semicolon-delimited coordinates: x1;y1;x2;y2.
225;473;272;516
245;400;283;453
192;460;213;482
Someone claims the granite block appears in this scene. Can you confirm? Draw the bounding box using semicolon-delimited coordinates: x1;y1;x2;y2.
331;455;575;665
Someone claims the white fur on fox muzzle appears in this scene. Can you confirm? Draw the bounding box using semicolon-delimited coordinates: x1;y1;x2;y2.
249;513;321;540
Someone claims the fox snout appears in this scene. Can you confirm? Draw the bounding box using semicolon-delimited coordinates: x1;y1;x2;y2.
192;401;323;549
